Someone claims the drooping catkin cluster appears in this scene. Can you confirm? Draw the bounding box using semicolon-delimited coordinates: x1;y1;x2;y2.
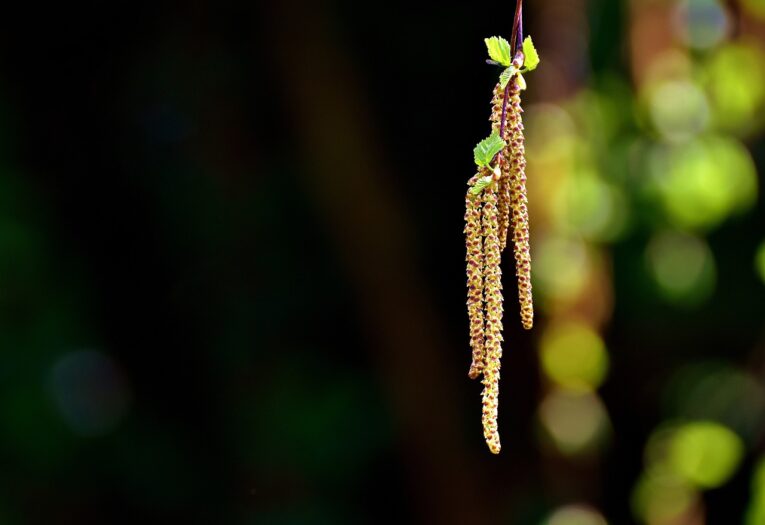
465;54;533;454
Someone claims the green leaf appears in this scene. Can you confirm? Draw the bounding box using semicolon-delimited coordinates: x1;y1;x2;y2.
522;36;540;72
473;132;506;167
485;36;512;67
499;66;517;89
517;73;527;91
470;175;494;196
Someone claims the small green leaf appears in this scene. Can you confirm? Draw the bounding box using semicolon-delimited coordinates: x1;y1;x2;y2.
473;132;506;167
485;36;512;67
517;73;527;90
470;175;494;196
522;36;540;72
499;66;517;89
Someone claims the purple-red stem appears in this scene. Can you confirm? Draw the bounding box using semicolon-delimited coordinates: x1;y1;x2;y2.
498;0;523;146
499;86;510;140
510;0;524;54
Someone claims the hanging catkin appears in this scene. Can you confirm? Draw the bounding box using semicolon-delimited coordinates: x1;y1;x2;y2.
480;185;503;454
465;173;487;380
491;84;512;253
506;72;534;330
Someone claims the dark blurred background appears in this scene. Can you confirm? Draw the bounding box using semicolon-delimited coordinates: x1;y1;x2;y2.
0;0;764;523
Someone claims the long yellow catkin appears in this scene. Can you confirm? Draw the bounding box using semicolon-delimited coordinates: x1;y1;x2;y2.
506;74;534;330
490;84;512;253
465;173;487;380
481;185;503;454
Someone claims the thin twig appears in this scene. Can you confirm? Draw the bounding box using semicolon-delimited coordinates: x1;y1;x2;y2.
499;0;523;144
510;0;524;53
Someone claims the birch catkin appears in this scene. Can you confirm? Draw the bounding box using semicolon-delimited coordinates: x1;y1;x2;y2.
465;174;487;380
491;84;512;253
506;74;534;330
481;185;503;454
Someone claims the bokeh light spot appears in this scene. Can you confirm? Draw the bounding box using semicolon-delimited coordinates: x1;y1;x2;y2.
660;143;726;225
649;80;709;142
645;230;715;306
648;136;758;231
745;457;765;525
538;389;610;457
632;469;697;525
664;361;765;445
668;421;744;489
539;321;609;392
643;423;679;471
534;235;590;305
544;504;608;525
703;43;765;134
49;350;131;437
755;241;765;286
525;104;578;163
553;168;630;243
674;0;730;50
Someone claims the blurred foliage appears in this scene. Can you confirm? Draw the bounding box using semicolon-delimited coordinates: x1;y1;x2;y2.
523;0;764;522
